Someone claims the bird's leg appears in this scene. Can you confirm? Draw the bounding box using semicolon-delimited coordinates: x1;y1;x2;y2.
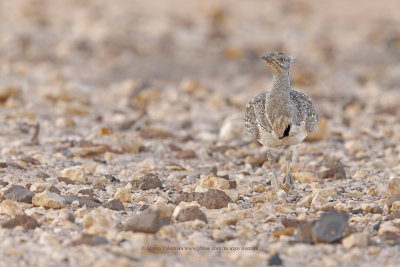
266;149;280;190
283;147;294;185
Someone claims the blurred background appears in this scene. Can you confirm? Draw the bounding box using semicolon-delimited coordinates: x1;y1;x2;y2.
0;0;400;149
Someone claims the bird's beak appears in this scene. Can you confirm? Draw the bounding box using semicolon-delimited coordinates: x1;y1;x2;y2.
261;55;271;62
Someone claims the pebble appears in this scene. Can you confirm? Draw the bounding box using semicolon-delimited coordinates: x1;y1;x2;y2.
176;149;196;159
57;176;75;185
215;210;247;226
293;172;318;183
125;208;170;233
314;210;349;243
63;195;101;208
130;174;162;190
61;166;88;184
391;201;400;211
268;253;283;266
212;229;234;242
32;191;65;209
319;160;346;179
387;177;400;197
176;207;207;223
83;206;118;235
342;232;368;248
174;189;231;209
2;215;39;230
0;200;22;216
114;187;132;203
104;199;125;211
352;170;368;179
360;203;382;214
196;174;230;191
71;234;108;246
386;194;400;210
311;193;328;209
2;185;35;203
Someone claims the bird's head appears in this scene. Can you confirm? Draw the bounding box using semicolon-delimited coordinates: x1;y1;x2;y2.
261;52;293;74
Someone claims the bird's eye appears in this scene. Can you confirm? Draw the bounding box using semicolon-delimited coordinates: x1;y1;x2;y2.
281;58;285;62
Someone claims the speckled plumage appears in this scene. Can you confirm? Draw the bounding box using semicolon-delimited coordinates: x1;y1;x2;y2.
244;52;318;189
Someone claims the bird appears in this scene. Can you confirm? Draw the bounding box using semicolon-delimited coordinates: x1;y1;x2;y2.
244;52;318;190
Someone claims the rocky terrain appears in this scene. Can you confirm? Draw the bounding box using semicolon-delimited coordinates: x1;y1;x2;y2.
1;0;400;266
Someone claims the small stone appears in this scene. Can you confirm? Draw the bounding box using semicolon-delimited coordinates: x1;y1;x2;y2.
212;229;234;242
104;199;125;211
281;218;300;228
83;206;118;235
176;207;207;223
197;174;230;191
30;182;50;193
72;234;108;246
130;174;162;190
352;170;368;179
125;209;170;233
0;200;22;216
2;215;39;230
268;253;283;266
314;210;349;243
387;178;400;197
272;227;295;238
215;210;247;226
293;172;318;183
58;176;75;185
114;187;132;203
311;193;328;209
391;201;400;211
32;191;65;209
174;189;231;209
48;186;61;194
342;232;368;248
378;222;400;236
387;194;400;210
2;185;35;203
360;203;382;214
78;189;95;197
61;166;88;184
63;195;101;208
176;149;196;159
319;160;346;179
276;203;295;214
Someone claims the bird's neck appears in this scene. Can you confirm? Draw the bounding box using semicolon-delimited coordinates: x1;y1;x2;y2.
271;72;290;95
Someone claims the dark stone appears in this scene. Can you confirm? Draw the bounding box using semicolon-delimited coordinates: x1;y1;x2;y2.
104;199;125;211
373;222;381;231
173;189;231;209
176;149;196;159
125;209;170;233
229;180;237;189
351;209;363;214
20;156;40;165
78;189;95;197
0;162;7;168
314;210;349;243
25;183;32;190
268;253;283;266
2;185;35;203
0;180;8;187
72;234;108;246
48;186;61;195
58;176;75;185
281;218;300;228
63;195;101;208
36;171;50;179
131;174;162;190
176;207;207;223
2;215;39;230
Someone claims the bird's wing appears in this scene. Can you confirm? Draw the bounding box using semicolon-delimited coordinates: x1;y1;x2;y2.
245;92;272;134
289;90;319;132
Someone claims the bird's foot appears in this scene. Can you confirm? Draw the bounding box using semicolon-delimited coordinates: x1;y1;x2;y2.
283;172;293;186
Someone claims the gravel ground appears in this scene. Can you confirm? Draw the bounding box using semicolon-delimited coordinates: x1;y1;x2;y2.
1;0;400;266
